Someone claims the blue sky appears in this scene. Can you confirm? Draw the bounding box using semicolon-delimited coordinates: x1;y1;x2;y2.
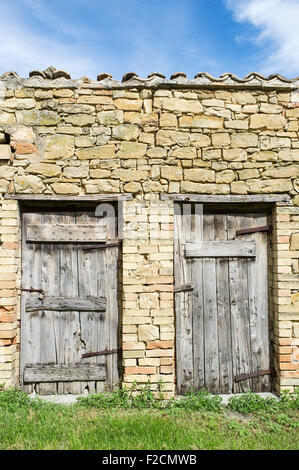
0;0;298;80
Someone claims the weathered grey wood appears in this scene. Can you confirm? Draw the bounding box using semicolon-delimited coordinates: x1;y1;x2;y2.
27;224;107;243
161;194;290;203
24;364;106;382
227;215;252;393
21;208;119;395
6;194;133;201
185;241;256;258
174;204;194;394
246;214;271;392
175;205;271;395
202;214;219;393
26;296;106;312
214;214;233;393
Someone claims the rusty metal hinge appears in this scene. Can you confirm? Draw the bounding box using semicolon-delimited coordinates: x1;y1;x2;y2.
82;348;121;359
236;225;272;236
174;283;194;293
82;241;119;251
234;369;274;382
21;287;44;294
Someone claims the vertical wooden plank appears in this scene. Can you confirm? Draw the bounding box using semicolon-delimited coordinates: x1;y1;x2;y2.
227;214;252;393
174;203;194;394
202;213;219;393
57;211;82;395
191;203;204;391
21;212;43;394
246;214;271;392
214;214;233;393
38;212;59;395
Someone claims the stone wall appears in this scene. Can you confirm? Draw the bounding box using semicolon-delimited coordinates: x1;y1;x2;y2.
0;71;299;395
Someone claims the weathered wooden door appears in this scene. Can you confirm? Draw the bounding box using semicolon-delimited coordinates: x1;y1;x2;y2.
175;206;272;395
21;208;119;394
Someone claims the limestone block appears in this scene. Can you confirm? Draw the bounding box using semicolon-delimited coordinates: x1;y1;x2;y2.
233;92;256;105
160;113;177;127
26;163;61;177
239;168;260;180
290;233;299;251
44;135;74;160
211;133;231;147
190;133;211;148
116;142;147;159
77;95;113;105
16;110;61;126
223;148;247;161
63;165;89;178
260;103;282;114
0;166;16;178
89;169;111;178
112;125;139;141
4;98;36;110
59;104;94;114
0;112;15;125
0;179;9;192
171;147;196;159
77;145;116;160
74;136;96;147
111;169;148;182
124;182;142;193
138;324;159;342
142;181;164;192
114;98;142;111
231;133;258;148
139;293;159;309
155;97;203;114
230;181;248;194
184;168;215;183
278;150;299;162
180;181;230;194
160;166;183;181
0;145;11;160
14;175;44;193
98;110;123;126
51;183;80;195
156;130;189;147
246;179;292;193
65;114;95;126
178;115;223;129
147;147;167;159
254;151;277;162
224;120;248;130
202;149;221;160
262;165;299;178
215;170;235;184
85;179;120;193
260;137;291;150
250;114;287;130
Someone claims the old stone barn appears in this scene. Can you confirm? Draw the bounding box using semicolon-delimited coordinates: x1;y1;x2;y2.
0;68;298;397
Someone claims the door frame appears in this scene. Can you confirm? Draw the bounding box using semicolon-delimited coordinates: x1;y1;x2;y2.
16;194;128;393
173;198;277;395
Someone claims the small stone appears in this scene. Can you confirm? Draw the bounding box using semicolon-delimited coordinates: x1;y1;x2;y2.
16;110;61;126
178;115;223;129
51;183;80;195
246;179;292;193
160;166;183;181
0;112;15;125
14;175;44;193
290;233;299;251
85;179;120;193
77;145;116;160
231;133;258;148
44;135;74;160
250;114;287;130
111;169;148;182
0;145;11;160
124;182;142;193
112;125;139;141
98;110;123;126
171;147;196;159
138;324;159;342
211;133;231;147
223;148;247;161
63;165;89;178
26;163;61;177
114;98;142;111
184;168;215;182
65;114;95;126
215;170;235;184
239;168;260;180
117;142;147;159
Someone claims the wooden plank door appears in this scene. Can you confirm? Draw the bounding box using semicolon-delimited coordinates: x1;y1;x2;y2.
20;208;119;394
175;206;272;395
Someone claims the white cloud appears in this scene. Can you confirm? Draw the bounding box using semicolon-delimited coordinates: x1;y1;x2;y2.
0;1;105;79
226;0;299;77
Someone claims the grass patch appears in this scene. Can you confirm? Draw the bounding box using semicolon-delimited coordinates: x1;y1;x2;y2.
0;385;298;450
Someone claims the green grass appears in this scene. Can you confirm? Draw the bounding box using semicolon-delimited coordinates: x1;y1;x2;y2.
0;386;298;450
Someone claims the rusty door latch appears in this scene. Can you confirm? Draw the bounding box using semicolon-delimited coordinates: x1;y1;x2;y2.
82;348;121;359
236;225;272;236
234;369;274;382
